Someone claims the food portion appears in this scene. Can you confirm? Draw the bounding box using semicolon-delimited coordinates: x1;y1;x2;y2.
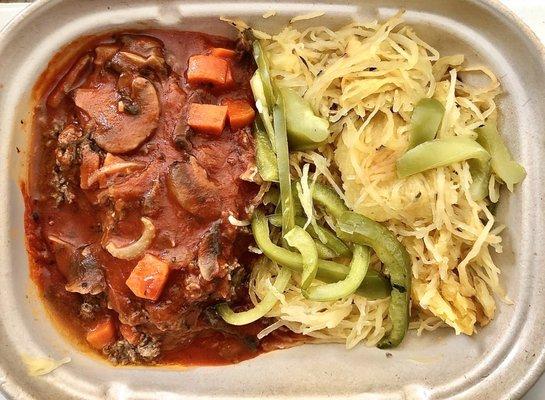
24;12;525;366
219;12;524;347
25;30;295;365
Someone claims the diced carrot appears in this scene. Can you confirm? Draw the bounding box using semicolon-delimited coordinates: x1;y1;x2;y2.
187;103;228;136
86;318;116;350
224;99;256;130
119;323;141;345
211;47;237;59
224;65;235;87
187;55;228;85
126;254;170;301
80;147;100;189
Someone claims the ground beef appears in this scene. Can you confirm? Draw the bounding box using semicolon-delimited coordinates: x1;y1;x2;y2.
104;334;161;365
50;168;75;205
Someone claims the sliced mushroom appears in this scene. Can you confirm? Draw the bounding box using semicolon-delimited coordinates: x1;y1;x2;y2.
73;76;160;153
142;178;163;216
109;51;167;76
65;245;107;295
109;51;148;74
172;116;193;150
108;35;167;75
94;44;120;67
48;55;93;108
117;72;136;95
146;54;167;74
119;35;164;58
197;221;221;281
166;158;221;220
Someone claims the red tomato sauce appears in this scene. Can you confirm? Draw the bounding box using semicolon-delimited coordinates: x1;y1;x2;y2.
23;30;299;366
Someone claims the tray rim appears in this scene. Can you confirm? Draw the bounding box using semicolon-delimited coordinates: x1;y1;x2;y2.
0;0;544;399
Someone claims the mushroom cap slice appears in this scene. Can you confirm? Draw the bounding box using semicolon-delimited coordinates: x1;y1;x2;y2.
197;220;221;281
73;76;160;154
48;54;93;108
65;245;106;295
120;34;164;58
166;158;221;220
109;52;148;74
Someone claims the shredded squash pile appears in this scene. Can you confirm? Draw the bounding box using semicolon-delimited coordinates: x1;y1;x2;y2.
249;12;508;347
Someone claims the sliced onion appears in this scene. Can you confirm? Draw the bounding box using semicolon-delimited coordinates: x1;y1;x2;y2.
216;267;291;326
87;162;145;188
251;181;271;206
239;165;261;183
248;246;263;254
257;319;285;340
47;235;72;246
105;217;155;260
228;214;250;227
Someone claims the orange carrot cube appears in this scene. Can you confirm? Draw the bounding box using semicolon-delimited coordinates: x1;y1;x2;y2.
187;55;228;85
126;254;170;301
86;318;116;350
119;324;141;345
225;99;256;130
211;48;237;59
187;103;228;136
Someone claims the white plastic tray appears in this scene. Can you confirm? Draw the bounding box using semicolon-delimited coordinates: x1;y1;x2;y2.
1;1;545;399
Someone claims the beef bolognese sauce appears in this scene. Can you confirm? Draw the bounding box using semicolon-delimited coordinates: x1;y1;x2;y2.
24;31;297;366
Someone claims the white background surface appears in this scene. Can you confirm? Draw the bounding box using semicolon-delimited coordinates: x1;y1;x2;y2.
0;1;544;399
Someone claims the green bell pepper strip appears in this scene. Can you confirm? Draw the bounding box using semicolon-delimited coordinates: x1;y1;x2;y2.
279;87;330;150
409;98;445;148
250;71;275;145
336;211;411;348
284;226;318;290
314;242;339;260
254;120;279;182
269;214;340;259
253;41;275;108
475;123;526;191
311;182;349;220
396;137;490;179
274;197;303;220
263;186;279;206
252;210;391;299
291;182;305;216
216;266;292;325
274;183;303;216
468;158;491;201
304;245;370;302
268;214;351;258
273;93;295;236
